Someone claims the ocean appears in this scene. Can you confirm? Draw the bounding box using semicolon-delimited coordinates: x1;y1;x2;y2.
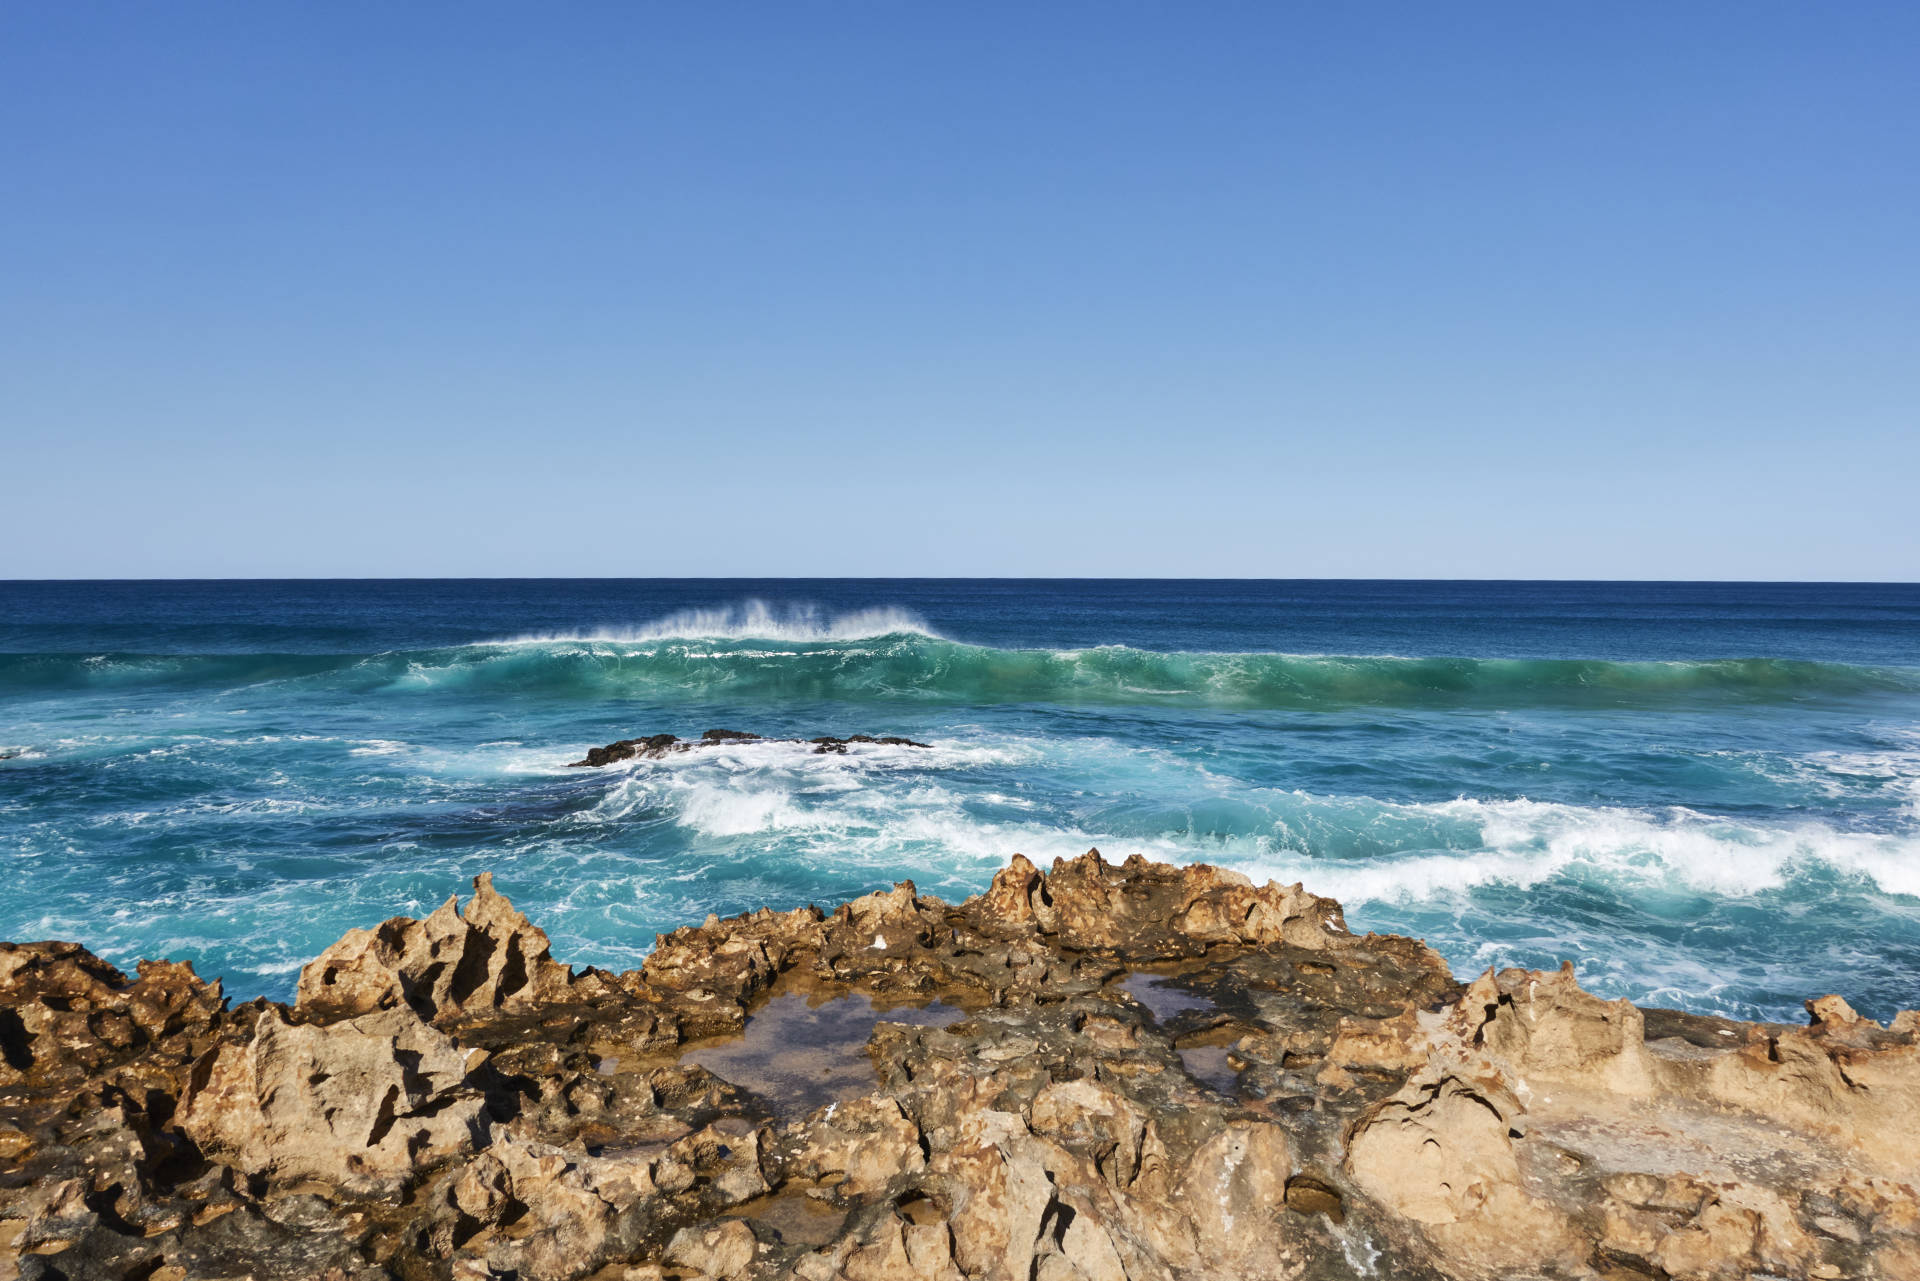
2;578;1917;1022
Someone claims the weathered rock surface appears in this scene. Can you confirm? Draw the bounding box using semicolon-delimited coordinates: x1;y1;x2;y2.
5;851;1919;1280
176;1004;487;1192
568;729;932;768
295;872;587;1023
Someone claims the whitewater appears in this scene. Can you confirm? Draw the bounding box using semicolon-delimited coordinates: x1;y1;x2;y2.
2;578;1917;1022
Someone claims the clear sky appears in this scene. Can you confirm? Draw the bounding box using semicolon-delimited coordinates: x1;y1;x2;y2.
3;4;1915;580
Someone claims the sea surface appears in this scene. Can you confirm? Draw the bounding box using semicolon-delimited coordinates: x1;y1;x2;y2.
3;579;1918;1023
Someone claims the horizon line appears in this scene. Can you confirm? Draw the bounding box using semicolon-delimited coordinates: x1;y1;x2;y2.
5;575;1918;587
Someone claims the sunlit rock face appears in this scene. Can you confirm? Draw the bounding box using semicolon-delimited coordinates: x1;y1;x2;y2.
4;852;1919;1280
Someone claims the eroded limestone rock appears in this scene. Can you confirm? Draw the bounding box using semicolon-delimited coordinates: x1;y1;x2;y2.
0;942;223;1090
294;872;585;1025
176;1004;486;1191
8;854;1920;1281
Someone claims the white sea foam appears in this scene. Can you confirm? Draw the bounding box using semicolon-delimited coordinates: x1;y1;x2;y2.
577;734;1032;786
579;740;1920;908
1227;794;1920;903
490;601;940;645
675;786;819;836
1797;744;1920;817
579;734;1037;835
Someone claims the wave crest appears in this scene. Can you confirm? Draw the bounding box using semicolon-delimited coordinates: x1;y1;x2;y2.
491;602;939;645
5;624;1916;710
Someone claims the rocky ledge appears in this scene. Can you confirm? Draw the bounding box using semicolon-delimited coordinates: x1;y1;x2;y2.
569;731;932;768
3;854;1918;1281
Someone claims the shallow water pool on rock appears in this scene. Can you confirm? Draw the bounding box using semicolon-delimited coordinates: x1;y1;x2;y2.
1177;1044;1242;1096
1120;971;1220;1023
682;989;965;1117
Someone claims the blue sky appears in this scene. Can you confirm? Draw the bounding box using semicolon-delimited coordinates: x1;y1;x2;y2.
3;4;1915;579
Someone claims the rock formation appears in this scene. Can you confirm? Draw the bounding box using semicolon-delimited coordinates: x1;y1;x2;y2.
3;852;1918;1279
294;872;585;1023
568;730;932;768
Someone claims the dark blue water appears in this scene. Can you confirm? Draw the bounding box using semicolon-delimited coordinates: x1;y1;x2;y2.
3;579;1917;1021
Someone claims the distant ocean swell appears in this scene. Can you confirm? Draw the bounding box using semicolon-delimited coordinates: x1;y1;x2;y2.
3;638;1913;708
5;589;1919;1021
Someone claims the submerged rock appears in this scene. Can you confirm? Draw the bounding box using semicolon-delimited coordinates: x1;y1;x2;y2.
4;852;1919;1280
568;729;932;767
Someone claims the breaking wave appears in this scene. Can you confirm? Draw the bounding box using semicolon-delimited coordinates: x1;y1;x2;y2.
492;602;941;644
577;744;1920;904
4;635;1914;710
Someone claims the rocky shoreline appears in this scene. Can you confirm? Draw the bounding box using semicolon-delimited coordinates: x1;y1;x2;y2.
3;853;1917;1280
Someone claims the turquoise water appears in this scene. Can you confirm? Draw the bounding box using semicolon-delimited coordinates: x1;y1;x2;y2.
2;580;1917;1022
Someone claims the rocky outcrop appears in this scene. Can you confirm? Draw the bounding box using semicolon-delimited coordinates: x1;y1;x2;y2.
568;729;932;768
175;1004;488;1192
1325;959;1920;1279
0;942;224;1091
295;872;586;1023
5;851;1920;1280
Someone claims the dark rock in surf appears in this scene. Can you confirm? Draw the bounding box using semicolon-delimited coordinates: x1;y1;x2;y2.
569;732;684;767
807;734;931;755
567;729;929;767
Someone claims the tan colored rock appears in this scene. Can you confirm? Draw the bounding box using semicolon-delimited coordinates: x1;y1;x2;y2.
482;1136;645;1281
1055;1212;1128;1281
1348;1076;1521;1227
1028;1078;1146;1189
1703;1028;1857;1129
643;906;820;1002
1603;1177;1821;1281
840;1212;964;1281
1657;1198;1761;1280
296;872;578;1023
1009;850;1350;954
1461;962;1654;1097
939;1108;1058;1281
1680;1022;1920;1177
790;1094;926;1196
980;854;1042;927
460;1124;770;1280
1807;993;1864;1027
1873;1236;1920;1280
1318;1008;1427;1088
1838;1171;1920;1236
1177;1121;1292;1270
0;942;223;1088
176;1004;485;1191
666;1219;757;1279
1171;866;1347;951
1347;1074;1586;1278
